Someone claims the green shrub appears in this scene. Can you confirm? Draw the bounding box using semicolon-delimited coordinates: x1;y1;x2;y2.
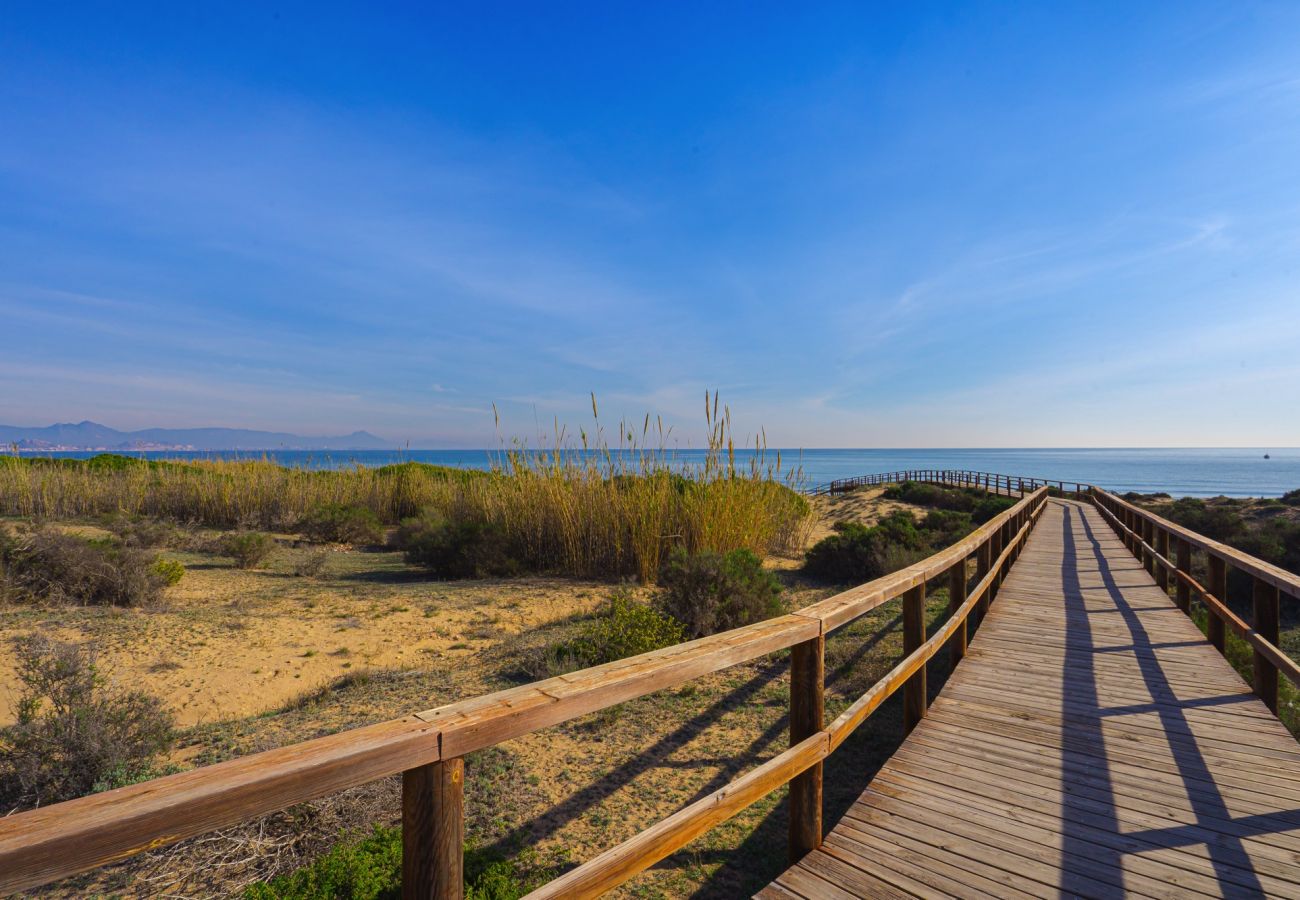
803;508;976;584
971;494;1016;524
656;548;784;639
395;513;517;579
881;480;1016;524
803;521;894;584
223;532;276;569
0;528;173;606
150;557;185;586
0;634;174;808
299;503;384;545
243;825;540;900
1280;488;1300;507
572;590;691;665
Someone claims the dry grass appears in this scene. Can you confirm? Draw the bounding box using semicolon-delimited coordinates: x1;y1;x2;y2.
1;398;813;582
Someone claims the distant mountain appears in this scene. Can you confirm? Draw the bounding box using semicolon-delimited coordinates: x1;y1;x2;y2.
0;420;394;451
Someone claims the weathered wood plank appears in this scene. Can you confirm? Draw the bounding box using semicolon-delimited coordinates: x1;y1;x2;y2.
768;498;1300;898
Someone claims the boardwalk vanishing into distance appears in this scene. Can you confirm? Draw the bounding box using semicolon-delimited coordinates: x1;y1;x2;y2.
1;473;1297;898
763;499;1300;899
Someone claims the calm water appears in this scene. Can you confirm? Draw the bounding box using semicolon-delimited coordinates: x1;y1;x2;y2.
25;448;1300;498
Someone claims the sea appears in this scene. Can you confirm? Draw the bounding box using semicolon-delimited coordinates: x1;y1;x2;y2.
21;447;1300;498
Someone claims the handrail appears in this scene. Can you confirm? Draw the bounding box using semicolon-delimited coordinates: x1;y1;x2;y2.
1091;498;1300;690
0;477;1048;897
807;468;1090;497
526;488;1048;899
822;472;1298;718
1093;488;1300;601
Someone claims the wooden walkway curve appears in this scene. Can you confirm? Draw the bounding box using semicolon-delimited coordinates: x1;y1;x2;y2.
765;499;1300;899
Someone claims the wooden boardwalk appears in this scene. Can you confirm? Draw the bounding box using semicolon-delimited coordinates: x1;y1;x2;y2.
765;499;1300;899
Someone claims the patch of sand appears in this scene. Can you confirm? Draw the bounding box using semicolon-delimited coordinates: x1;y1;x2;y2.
804;485;931;544
0;540;607;727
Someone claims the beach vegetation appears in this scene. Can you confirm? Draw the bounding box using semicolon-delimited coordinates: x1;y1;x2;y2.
0;396;810;581
298;503;385;545
223;531;276;569
0;527;176;606
535;589;686;677
656;547;785;638
0;634;175;809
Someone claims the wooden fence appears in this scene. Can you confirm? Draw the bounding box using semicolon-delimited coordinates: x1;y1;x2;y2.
0;478;1048;897
1092;488;1300;714
807;469;1089;497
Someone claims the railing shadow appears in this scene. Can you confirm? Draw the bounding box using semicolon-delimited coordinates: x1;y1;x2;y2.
1065;506;1268;894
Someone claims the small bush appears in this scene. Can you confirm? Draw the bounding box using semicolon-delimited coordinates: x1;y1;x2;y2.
803;509;956;584
223;532;276;569
150;557;186;586
396;513;517;579
0;634;174;808
881;480;1015;523
656;548;784;639
0;528;173;606
293;550;331;578
299;503;384;545
1280;488;1300;507
527;591;686;680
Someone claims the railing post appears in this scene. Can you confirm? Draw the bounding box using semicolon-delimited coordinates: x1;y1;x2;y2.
1155;527;1169;592
903;584;927;733
1206;554;1227;654
989;526;1004;599
1175;538;1191;612
1253;578;1280;713
948;559;967;666
975;538;992;618
788;634;824;862
403;759;464;900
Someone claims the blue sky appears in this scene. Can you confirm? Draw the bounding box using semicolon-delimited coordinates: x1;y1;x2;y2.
3;3;1299;447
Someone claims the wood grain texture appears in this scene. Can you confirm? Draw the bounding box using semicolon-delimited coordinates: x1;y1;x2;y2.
402;758;463;900
788;636;825;862
768;499;1300;899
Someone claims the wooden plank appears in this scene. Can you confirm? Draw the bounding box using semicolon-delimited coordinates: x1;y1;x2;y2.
767;498;1300;899
1254;576;1281;713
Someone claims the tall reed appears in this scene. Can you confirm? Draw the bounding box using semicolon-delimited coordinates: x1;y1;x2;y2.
0;395;813;581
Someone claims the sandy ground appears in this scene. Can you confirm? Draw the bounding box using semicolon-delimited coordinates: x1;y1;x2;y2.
0;534;606;728
803;484;927;544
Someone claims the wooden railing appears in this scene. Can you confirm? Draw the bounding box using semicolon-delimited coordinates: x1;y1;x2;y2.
1092;488;1300;715
890;474;1300;717
0;478;1049;898
808;469;1089;497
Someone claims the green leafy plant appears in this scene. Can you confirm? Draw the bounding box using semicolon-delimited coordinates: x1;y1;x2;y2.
223;532;276;569
803;509;965;584
299;503;384;545
656;548;785;638
395;513;517;579
150;557;186;586
243;825;543;899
